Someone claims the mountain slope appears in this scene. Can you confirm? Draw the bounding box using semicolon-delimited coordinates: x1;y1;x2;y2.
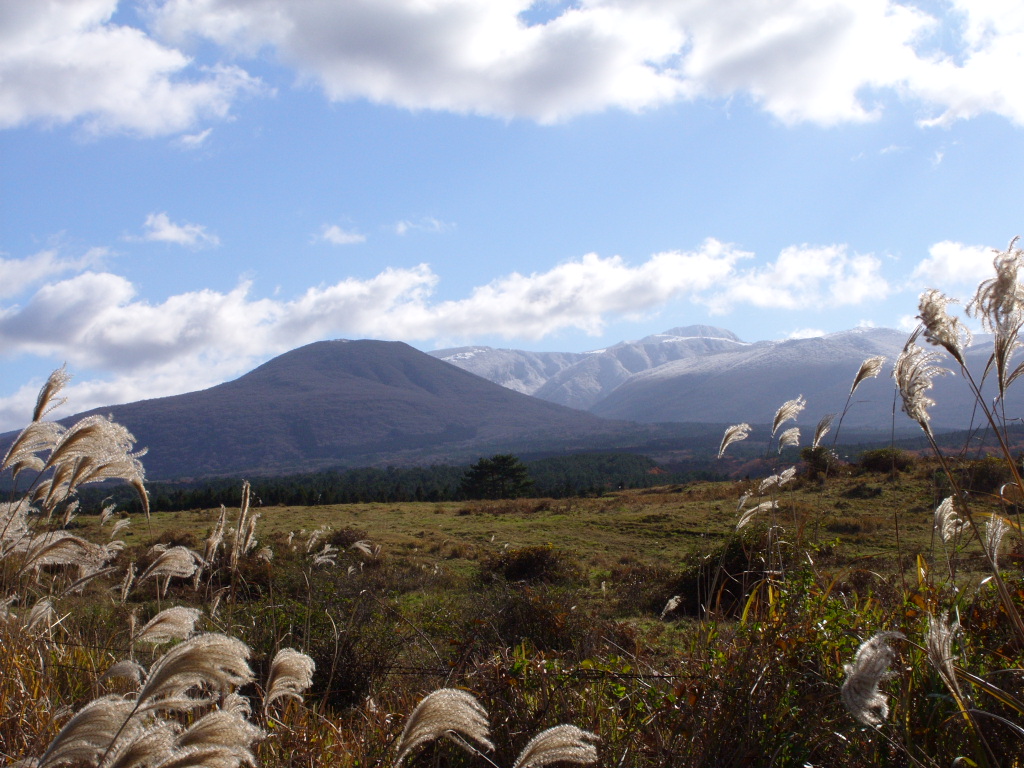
37;340;635;480
428;346;586;395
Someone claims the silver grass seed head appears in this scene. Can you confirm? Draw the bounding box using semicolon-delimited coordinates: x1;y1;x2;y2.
2;421;64;473
718;423;751;459
778;466;797;486
111;519;131;540
660;595;681;620
893;334;948;436
918;290;972;365
100;660;147;687
812;413;835;449
777;427;800;452
175;706;263;755
840;631;904;728
137;606;203;644
934;497;966;543
512;725;599;768
926;615;967;704
102;721;177;768
395;688;494;766
968;237;1024;334
985;515;1010;566
137;633;253;705
772;395;805;437
263;648;316;714
736;500;777;531
35;695;140;768
139;547;203;584
33;365;72;422
350;539;374;557
850;356;886;397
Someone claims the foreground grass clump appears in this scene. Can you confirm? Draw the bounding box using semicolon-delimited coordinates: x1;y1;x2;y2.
8;236;1024;766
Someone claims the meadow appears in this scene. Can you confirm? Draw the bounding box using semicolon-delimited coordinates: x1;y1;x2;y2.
5;240;1024;767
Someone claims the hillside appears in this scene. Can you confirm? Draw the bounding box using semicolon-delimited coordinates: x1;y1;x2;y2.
27;340;649;480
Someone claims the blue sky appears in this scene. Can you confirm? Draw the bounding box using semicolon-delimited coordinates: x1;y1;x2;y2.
1;0;1023;429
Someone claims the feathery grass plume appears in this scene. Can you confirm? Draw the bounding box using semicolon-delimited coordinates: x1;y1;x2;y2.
100;504;116;525
102;721;177;768
20;532;111;576
140;546;203;586
350;539;374;558
31;365;72;422
395;688;494;766
203;506;228;565
62;499;80;528
1;421;64;474
111;519;131;540
778;466;796;486
968;236;1024;333
175;704;262;761
934;496;966;543
893;332;948;436
120;563;137;603
33;695;141;768
918;289;972;365
777;427;800;452
100;660;147;687
24;598;57;634
229;482;252;573
718;423;750;459
0;499;32;557
304;526;329;554
771;395;805;437
986;515;1010;566
850;355;886;397
255;546;272;563
840;631;904;728
137;607;202;645
136;633;253;706
312;543;338;568
812;413;834;449
660;595;681;620
736;500;777;531
512;725;599;768
926;615;968;707
263;648;315;714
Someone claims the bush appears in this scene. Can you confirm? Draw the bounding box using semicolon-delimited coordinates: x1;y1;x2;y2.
480;544;581;585
859;447;915;474
799;446;842;479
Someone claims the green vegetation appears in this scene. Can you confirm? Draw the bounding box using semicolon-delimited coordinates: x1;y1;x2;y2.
7;237;1024;766
460;453;534;499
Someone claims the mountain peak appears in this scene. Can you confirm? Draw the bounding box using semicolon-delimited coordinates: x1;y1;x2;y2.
637;325;743;345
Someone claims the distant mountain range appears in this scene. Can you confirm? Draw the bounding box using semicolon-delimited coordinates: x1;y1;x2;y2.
433;325;1022;434
5;324;1017;483
5;340;704;481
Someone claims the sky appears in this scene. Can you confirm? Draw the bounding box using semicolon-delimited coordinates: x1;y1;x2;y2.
1;0;1024;430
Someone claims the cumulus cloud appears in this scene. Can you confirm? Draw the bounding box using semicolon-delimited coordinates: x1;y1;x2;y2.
912;240;998;290
144;0;1024;126
0;237;902;429
702;244;890;313
135;212;221;248
318;224;366;245
787;328;826;339
0;0;263;136
394;217;453;236
0;247;107;299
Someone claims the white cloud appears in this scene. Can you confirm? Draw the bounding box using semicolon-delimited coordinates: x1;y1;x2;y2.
0;247;107;299
702;244;890;313
146;0;1024;126
318;224;366;245
0;0;264;136
0;236;905;430
136;212;221;248
394;217;453;236
177;127;212;148
912;240;996;290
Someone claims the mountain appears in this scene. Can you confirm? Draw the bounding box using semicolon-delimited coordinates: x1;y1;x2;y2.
428;346;585;395
533;326;747;409
431;325;746;408
20;340;652;481
591;327;1024;434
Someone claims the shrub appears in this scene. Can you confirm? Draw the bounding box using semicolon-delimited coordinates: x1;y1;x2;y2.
859;447;915;474
800;446;842;479
480;544;581;585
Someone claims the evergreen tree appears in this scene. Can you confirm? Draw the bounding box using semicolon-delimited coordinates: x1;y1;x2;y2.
460;454;533;499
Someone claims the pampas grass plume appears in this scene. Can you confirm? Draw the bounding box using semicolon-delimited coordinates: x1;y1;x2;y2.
840;631;904;728
263;648;315;714
136;633;253;705
718;423;750;459
395;688;493;766
136;607;202;644
850;356;885;397
512;725;599;768
772;395;805;437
